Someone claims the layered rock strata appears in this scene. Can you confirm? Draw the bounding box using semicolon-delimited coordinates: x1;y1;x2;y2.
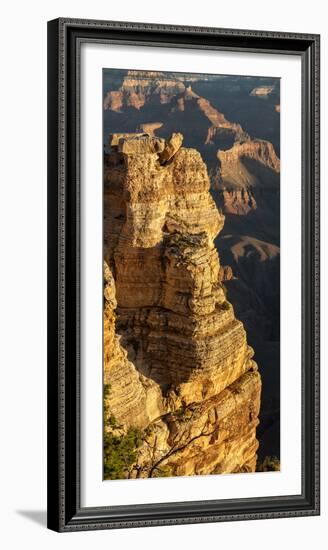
103;71;186;111
103;262;163;428
214;139;280;216
104;133;261;478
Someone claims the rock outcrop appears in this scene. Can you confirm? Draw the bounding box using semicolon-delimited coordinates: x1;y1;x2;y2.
104;133;261;479
218;140;280;178
250;86;275;97
103;262;164;428
138;122;163;136
103;71;186;112
213;139;280;217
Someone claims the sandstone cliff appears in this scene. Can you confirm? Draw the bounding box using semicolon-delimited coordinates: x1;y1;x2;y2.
213;139;280;215
103;133;261;479
103;71;186;112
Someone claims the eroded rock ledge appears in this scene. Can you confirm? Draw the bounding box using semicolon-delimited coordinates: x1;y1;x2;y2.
103;133;261;478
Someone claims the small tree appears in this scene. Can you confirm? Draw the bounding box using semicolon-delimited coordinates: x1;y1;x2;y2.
103;383;142;479
104;426;142;480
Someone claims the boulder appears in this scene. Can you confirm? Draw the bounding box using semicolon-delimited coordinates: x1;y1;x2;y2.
118;135;165;155
158;132;183;163
109;132;147;148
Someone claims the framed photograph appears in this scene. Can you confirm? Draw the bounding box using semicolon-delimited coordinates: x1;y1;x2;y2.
47;18;320;532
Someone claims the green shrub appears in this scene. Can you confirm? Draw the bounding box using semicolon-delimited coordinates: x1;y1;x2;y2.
220;301;230;311
103;382;142;479
104;426;142;480
256;456;280;472
108;414;118;429
174;406;186;418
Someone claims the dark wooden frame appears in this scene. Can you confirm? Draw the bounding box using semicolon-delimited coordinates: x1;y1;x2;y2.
47;18;320;532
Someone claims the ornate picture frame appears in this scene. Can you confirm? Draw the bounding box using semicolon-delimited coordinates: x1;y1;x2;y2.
47;18;320;532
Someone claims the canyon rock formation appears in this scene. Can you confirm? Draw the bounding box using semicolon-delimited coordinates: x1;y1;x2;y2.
103;132;261;479
103;69;281;460
214;139;280;217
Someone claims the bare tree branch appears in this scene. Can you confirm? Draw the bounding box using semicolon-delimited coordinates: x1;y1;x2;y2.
148;416;217;478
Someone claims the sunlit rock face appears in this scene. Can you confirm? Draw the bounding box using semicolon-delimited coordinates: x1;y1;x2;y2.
103;133;261;478
213;139;280;215
103;71;187;112
103;262;164;429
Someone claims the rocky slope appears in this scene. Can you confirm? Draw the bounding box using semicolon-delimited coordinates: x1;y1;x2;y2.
103;133;261;479
213;139;280;218
211;139;280;458
213;139;280;329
